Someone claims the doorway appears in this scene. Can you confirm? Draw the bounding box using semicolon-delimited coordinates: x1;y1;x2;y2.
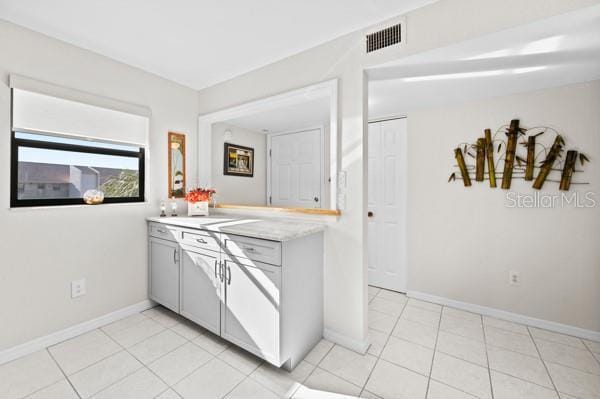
367;117;407;292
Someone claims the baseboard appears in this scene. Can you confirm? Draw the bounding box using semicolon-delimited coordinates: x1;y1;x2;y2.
407;291;600;342
323;328;370;354
0;299;155;366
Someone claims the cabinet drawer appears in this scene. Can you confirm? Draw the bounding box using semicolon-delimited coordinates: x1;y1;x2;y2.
149;223;179;242
180;229;221;252
223;235;281;266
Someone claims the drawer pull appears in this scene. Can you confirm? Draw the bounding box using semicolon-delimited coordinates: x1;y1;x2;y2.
157;229;167;234
196;238;208;244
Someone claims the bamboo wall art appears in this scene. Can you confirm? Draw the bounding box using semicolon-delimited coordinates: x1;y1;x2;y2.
449;119;590;191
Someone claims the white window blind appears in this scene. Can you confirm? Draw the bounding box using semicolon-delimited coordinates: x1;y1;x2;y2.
10;75;150;146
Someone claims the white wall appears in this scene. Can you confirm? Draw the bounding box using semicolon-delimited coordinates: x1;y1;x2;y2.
0;21;198;351
211;122;267;206
407;80;600;331
197;0;600;347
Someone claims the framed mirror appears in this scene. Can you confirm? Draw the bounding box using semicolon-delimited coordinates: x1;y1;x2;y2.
198;79;339;215
168;132;186;198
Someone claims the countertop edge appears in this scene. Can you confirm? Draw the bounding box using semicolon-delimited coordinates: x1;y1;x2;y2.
146;216;326;242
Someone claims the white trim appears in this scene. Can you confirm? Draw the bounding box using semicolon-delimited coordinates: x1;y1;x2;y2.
10;74;152;117
266;126;325;209
323;328;370;354
407;291;600;342
0;300;155;366
198;79;339;212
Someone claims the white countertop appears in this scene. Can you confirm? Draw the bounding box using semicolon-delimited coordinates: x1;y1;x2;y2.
147;215;326;242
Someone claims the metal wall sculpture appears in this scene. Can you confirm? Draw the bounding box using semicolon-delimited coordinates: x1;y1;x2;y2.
449;119;589;191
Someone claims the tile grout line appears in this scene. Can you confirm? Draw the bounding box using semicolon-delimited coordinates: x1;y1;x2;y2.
216;350;265;398
219;374;251;399
581;339;600;369
423;306;443;399
97;319;199;396
46;349;81;399
155;386;182;399
23;349;83;399
360;295;409;397
526;326;561;398
298;341;339;397
480;313;495;399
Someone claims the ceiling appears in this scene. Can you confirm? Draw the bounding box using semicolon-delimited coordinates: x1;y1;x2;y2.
368;5;600;119
0;0;436;90
223;96;330;134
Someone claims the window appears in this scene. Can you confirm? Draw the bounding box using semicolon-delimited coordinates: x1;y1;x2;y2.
11;131;145;207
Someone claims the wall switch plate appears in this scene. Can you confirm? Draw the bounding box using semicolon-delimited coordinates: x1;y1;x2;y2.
509;271;520;286
71;279;86;298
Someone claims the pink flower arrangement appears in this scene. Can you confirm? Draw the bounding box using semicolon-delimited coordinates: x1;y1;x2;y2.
185;187;216;203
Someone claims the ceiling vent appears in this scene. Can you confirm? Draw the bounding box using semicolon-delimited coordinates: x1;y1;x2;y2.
366;23;402;53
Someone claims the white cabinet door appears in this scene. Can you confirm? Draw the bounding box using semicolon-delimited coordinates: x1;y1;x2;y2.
180;247;222;335
269;128;322;208
221;258;281;365
368;118;407;292
149;237;180;312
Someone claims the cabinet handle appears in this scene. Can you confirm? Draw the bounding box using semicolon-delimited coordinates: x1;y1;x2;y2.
196;238;207;244
157;229;167;234
173;248;177;264
244;246;256;252
214;259;218;279
227;265;231;285
219;262;224;283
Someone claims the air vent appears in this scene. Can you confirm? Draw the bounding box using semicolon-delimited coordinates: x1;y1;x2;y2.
366;24;402;53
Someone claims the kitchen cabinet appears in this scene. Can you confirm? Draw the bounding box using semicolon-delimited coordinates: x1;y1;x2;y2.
147;220;324;370
180;246;221;335
148;237;179;313
221;257;281;365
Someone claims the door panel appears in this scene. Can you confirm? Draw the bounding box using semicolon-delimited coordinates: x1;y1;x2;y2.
270;128;322;208
149;238;180;312
368;118;407;292
221;258;281;364
180;247;222;335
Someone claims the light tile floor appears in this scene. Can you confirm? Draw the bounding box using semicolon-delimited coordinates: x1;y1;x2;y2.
2;287;600;399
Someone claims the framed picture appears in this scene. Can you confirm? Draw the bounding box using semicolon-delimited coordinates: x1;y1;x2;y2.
224;143;254;177
168;132;186;198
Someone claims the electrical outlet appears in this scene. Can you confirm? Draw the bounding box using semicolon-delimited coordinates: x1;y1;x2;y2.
508;271;520;286
71;279;86;298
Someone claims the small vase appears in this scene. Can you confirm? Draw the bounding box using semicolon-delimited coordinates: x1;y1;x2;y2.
188;201;209;216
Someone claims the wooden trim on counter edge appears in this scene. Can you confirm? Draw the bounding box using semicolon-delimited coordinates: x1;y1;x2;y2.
213;204;342;216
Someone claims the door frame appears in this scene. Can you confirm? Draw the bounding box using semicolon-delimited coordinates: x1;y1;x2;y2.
197;79;339;212
266;126;325;208
367;116;408;293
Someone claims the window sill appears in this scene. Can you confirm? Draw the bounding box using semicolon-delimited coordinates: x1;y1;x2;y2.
8;201;151;211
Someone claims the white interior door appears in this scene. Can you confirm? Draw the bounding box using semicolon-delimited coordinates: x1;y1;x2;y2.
269;128;322;208
368;118;407;292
